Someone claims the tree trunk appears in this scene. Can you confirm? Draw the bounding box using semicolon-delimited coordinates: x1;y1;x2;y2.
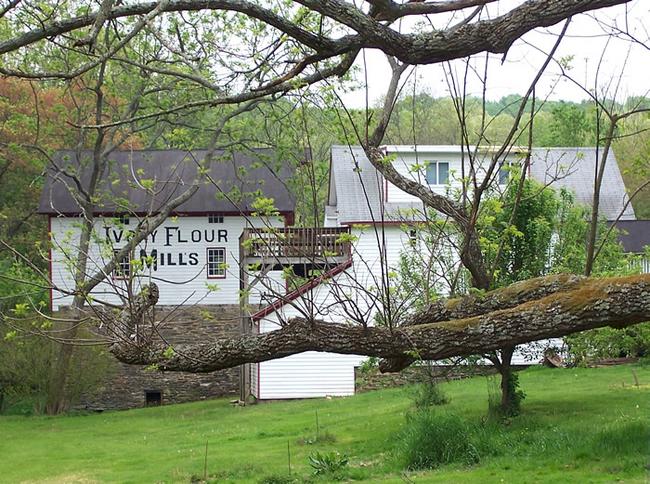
497;346;519;416
44;296;88;415
485;347;521;417
585;120;616;276
44;332;75;415
379;274;585;372
109;275;650;373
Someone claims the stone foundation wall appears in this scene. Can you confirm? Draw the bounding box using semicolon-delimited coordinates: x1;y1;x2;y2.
67;305;242;410
355;364;529;393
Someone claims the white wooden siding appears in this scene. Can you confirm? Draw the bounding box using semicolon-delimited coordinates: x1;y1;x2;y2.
257;351;358;399
250;362;258;398
49;215;284;309
349;225;406;288
348;225;459;297
386;152;459;203
384;149;518;204
255;270;367;399
253;226;435;400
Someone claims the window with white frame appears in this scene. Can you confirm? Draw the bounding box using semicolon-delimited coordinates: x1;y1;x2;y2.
207;247;226;278
208;214;224;224
426;161;449;185
113;249;130;279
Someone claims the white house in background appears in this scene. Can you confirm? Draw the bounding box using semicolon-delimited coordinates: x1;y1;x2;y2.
249;145;638;400
40;146;642;405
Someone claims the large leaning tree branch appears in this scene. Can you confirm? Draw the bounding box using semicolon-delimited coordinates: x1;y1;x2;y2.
110;274;650;372
0;1;632;135
366;0;499;22
0;1;632;68
378;273;586;371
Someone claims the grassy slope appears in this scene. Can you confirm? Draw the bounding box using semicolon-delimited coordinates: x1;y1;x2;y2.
0;365;648;483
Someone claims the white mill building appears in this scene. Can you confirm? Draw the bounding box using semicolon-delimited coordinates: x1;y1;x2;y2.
40;146;640;406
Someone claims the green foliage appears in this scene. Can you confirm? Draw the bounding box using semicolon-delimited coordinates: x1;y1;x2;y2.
480;181;639;376
480;178;559;286
251;196;279;216
0;322;114;414
550;189;645;363
358;357;378;374
537;101;595;147
398;411;480;470
393;249;441;312
551;190;630;276
388;219;458;326
384;93;606;148
0;259;48;313
412;381;450;408
162;346;176;359
334;232;358;245
0;258;113;414
504;372;526;417
307;450;349;475
614;121;650;218
566;323;650;365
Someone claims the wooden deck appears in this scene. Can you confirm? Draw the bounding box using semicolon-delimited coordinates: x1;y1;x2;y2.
239;227;351;264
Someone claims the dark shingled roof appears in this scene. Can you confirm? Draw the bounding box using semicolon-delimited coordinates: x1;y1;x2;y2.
38;149;297;215
609;220;650;253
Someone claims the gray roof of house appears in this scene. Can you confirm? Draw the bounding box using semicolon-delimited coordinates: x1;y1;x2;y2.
328;145;635;224
38;149;297;215
529;147;635;220
327;146;385;224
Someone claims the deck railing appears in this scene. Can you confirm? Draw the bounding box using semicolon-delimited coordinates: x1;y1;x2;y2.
240;227;351;259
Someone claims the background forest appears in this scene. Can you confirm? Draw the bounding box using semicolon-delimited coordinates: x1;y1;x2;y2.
1;80;649;267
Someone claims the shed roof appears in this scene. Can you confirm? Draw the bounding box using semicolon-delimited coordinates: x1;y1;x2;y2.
38;149;297;216
328;145;636;225
609;220;650;253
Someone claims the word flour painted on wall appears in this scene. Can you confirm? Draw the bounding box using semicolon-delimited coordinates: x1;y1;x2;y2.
49;215;285;309
103;225;230;270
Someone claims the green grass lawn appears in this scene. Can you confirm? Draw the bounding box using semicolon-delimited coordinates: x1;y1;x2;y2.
0;365;648;483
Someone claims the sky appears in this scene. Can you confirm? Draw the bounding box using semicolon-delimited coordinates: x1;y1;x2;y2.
340;0;650;108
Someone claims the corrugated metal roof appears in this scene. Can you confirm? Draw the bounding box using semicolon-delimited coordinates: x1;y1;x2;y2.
329;145;386;224
38;149;297;215
529;147;635;221
329;145;636;224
